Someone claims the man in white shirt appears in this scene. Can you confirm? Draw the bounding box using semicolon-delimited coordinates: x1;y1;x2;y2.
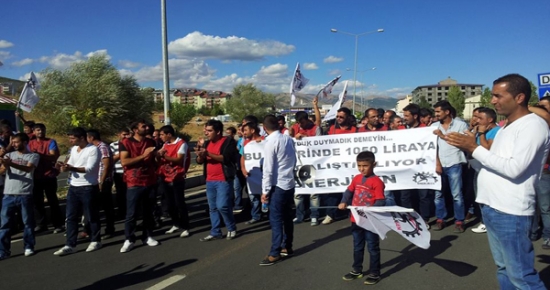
54;127;101;256
259;115;297;266
445;74;548;289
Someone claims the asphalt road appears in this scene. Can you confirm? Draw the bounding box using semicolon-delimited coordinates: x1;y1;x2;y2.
1;187;549;290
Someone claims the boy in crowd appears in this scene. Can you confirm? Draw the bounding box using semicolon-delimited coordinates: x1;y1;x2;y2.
338;151;386;285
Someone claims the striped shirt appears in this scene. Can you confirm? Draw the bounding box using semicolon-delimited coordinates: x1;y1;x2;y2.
97;141;113;183
110;141;123;174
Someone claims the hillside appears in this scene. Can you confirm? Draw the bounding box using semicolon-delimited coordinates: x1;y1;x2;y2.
275;92;398;111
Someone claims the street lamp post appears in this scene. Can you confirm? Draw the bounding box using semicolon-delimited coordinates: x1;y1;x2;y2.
347;67;376;113
331;28;383;115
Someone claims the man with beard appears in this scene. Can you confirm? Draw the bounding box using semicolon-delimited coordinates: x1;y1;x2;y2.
0;133;39;259
28;123;65;234
119;121;160;253
358;108;386;132
196;120;238;241
157;125;191;238
54;128;101;256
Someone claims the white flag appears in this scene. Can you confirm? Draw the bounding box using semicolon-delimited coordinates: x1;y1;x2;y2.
289;63;309;106
322;81;348;122
350;206;431;249
18;72;40;113
320;75;341;98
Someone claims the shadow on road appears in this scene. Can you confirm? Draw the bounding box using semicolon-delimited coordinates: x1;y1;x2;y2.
537;254;550;289
381;235;478;278
74;259;197;290
294;226;349;257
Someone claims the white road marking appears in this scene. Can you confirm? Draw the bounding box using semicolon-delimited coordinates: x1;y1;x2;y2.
145;274;186;290
11;238;22;243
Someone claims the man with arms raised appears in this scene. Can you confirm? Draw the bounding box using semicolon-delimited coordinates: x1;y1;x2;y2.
445;74;548;289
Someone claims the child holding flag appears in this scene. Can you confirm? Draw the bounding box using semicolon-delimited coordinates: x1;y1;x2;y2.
338;151;385;285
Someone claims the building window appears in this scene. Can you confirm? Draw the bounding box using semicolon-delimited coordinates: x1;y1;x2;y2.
445;92;448;96
428;98;433;102
461;86;465;90
428;93;432;96
437;87;441;91
471;92;475;96
471;86;476;89
445;87;449;90
437;93;442;96
427;87;432;91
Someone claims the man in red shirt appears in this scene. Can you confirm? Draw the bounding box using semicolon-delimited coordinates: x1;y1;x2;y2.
388;115;404;131
119;120;160;253
358;108;387;132
158;125;191;238
381;110;396;131
28;123;64;233
240;122;265;224
290;111;322;225
196;120;238;241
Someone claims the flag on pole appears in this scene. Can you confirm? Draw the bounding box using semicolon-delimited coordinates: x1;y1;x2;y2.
320;75;341;98
289;63;309;107
18;72;40;113
322;81;348;122
350;206;431;249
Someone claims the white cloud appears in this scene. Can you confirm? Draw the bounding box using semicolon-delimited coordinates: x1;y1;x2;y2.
303;63;318;70
121;58;216;88
12;58;34;67
323;55;344;63
0;51;12;61
38;49;111;70
168;31;295;61
329;69;342;76
18;72;44;82
118;60;141;68
0;40;14;49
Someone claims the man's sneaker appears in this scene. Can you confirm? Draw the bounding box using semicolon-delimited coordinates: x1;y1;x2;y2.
200;235;222;242
226;231;237;240
24;249;35;257
259;255;281;266
364;273;381;285
143;237;159;247
542;238;550;250
53;227;65;234
233;208;243;214
280;248;294;257
245;219;259;225
85;242;102;252
311;218;319;226
433;219;445;231
120;240;135;253
322;216;333;225
471;223;487;234
180;230;190;238
54;246;75;256
165;226;180;234
343;271;363;281
453;222;465;233
34;225;47;233
293;218;302;224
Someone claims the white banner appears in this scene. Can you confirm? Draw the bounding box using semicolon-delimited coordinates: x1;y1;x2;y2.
322;81;348;122
243;127;440;194
350;206;431;249
18;72;40;112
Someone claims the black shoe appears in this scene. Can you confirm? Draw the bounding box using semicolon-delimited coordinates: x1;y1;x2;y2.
245;219;259;225
53;227;65;234
280;248;294;257
259;255;281;266
343;271;363;281
34;225;47;233
364;273;381;285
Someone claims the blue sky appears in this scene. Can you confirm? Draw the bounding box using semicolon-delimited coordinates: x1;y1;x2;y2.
1;0;549;100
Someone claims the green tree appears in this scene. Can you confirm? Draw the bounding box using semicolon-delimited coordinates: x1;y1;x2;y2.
447;86;465;117
225;84;275;122
480;87;492;107
170;102;196;130
529;81;539;106
35;55;153;135
418;96;431;109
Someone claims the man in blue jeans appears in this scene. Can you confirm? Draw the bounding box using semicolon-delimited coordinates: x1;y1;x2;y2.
445;73;548;289
259;115;296;266
0;133;39;259
196;120;238;241
54;127;102;256
432;101;468;233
